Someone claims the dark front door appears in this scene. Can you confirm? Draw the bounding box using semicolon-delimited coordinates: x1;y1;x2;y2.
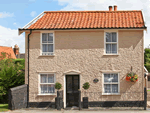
66;75;79;107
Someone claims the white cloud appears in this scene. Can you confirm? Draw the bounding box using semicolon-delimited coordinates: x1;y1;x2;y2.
56;0;150;48
13;23;16;25
0;25;25;53
0;12;14;18
30;11;37;17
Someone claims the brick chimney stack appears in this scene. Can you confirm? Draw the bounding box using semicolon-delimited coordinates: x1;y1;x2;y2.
13;44;19;55
109;6;113;11
114;5;117;11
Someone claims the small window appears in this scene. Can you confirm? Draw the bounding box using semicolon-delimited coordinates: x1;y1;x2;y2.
105;32;117;54
41;33;54;55
148;76;150;81
40;74;55;94
103;73;119;94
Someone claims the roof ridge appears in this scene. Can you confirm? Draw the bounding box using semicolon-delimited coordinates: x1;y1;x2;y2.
44;10;142;13
0;46;12;48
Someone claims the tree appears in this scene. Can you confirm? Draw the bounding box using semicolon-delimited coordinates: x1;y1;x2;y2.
144;48;150;72
0;52;25;103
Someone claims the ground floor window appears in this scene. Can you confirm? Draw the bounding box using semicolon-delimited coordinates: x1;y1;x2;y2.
39;74;55;94
103;73;119;94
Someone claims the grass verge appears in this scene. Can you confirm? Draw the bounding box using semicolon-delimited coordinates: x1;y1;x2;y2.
0;104;9;112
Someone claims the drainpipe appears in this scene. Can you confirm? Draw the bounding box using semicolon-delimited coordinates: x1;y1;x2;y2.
27;30;32;108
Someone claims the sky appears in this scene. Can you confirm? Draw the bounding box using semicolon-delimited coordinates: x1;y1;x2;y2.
0;0;150;53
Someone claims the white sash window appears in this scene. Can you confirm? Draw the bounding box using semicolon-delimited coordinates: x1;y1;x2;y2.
39;74;55;94
41;33;54;55
105;32;118;54
103;73;119;95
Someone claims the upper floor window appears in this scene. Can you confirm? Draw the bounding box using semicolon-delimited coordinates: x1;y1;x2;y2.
105;32;118;54
41;33;54;55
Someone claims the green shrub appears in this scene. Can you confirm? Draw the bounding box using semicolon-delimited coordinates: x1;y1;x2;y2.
0;52;25;103
55;82;62;90
83;82;90;90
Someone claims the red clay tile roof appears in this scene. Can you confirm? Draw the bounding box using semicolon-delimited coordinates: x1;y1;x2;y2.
0;46;16;59
24;10;146;30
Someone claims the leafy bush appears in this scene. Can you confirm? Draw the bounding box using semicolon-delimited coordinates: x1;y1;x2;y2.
144;48;150;72
55;82;62;90
0;52;25;103
83;82;90;90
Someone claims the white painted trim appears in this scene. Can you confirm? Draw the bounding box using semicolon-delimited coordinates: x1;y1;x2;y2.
63;73;81;108
22;11;45;29
102;93;120;95
37;71;56;73
104;31;118;55
38;73;56;95
144;66;148;73
37;93;56;96
141;9;146;27
100;70;121;73
102;73;120;95
64;70;81;75
40;31;55;56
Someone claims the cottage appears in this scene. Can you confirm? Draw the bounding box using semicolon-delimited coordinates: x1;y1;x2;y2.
19;5;147;108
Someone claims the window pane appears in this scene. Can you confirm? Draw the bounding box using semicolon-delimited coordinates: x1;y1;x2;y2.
42;44;48;52
106;44;111;54
104;74;111;82
48;84;55;93
41;85;47;94
111;74;118;82
148;76;150;81
106;32;112;42
48;44;53;52
112;32;117;42
112;84;118;93
112;44;117;53
48;33;53;43
104;84;111;93
41;74;47;83
42;33;47;43
48;74;54;83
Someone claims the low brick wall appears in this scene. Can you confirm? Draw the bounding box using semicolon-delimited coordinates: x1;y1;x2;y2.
8;84;27;110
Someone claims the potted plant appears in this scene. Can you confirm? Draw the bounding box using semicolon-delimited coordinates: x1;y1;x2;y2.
126;72;138;82
55;82;62;110
55;82;62;90
82;82;90;108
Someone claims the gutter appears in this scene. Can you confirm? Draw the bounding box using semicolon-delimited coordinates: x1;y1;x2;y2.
27;30;32;108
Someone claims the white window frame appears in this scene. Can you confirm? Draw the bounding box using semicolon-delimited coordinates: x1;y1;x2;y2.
38;73;56;95
104;31;118;55
102;73;120;95
40;31;55;56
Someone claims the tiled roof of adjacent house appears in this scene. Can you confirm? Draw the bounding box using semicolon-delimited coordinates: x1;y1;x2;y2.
0;46;16;59
20;10;146;30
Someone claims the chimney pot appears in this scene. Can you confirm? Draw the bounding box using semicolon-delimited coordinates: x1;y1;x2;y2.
14;44;19;55
114;5;117;11
109;6;113;11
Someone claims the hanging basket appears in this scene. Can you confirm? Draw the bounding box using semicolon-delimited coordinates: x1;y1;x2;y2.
126;72;138;82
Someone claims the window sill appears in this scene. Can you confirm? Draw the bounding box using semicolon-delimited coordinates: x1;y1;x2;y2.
37;93;56;96
102;93;120;95
39;55;55;57
103;54;119;56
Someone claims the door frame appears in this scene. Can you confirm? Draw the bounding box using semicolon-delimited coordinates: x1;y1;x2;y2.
64;73;80;108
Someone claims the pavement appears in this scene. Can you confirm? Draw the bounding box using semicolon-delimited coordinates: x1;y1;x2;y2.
3;108;150;113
